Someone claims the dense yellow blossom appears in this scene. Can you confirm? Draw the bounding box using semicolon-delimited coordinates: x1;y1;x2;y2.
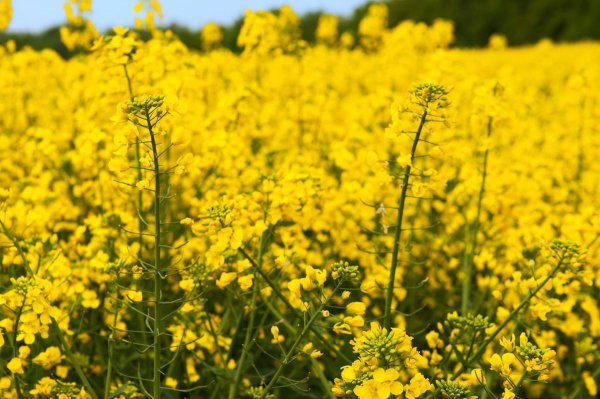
0;2;599;399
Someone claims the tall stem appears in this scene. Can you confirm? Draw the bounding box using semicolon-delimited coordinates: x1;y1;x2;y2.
259;282;341;399
52;317;99;399
228;234;265;399
238;248;351;364
453;255;564;378
0;219;31;399
104;268;121;399
261;298;337;398
145;108;163;399
384;108;428;329
462;117;492;315
0;219;33;277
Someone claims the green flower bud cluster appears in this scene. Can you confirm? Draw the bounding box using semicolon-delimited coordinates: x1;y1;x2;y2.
436;380;474;399
353;326;413;368
246;386;275;399
331;261;360;281
125;95;165;114
412;83;450;109
206;203;232;222
550;239;580;259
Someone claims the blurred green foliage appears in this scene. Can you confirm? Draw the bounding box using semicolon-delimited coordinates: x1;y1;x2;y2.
1;0;599;57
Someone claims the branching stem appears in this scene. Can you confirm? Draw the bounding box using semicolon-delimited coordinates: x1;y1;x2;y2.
259;281;342;399
384;108;428;329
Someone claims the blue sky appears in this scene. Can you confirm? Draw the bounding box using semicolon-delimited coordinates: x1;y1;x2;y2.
9;0;366;32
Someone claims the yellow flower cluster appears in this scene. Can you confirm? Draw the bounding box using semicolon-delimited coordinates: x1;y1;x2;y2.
0;0;11;31
0;2;599;399
60;0;99;51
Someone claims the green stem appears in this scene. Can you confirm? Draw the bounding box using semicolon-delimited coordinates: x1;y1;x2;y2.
0;219;33;277
260;282;341;399
261;297;340;397
453;255;565;378
239;248;351;364
122;64;149;361
1;219;32;399
11;298;26;399
462;116;492;315
384;108;428;329
228;237;264;399
104;269;121;399
145;107;163;399
51;317;99;399
311;358;337;399
228;275;258;399
568;364;600;399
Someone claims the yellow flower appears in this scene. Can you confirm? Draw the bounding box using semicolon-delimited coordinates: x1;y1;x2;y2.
238;274;254;291
500;335;515;352
404;373;433;399
0;0;12;31
271;325;284;344
201;22;224;51
501;389;515;399
344;315;365;328
583;371;598;397
165;377;178;388
341;366;356;383
353;369;403;399
396;153;412;168
490;353;517;376
179;278;195;291
425;331;441;349
0;377;11;389
180;217;194;226
216;272;237;289
135;180;149;190
471;368;487;385
7;358;24;374
56;365;69;379
125;290;143;302
333;322;352;335
32;346;63;370
82;290;100;308
346;302;367;315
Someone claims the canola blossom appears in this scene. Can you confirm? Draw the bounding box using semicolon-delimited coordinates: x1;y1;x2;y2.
0;2;599;399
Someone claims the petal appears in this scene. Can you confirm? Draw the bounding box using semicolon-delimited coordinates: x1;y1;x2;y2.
373;368;387;382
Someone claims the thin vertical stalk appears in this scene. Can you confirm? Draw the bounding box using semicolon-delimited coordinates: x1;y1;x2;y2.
52;317;99;399
104;268;121;399
452;255;565;378
144;107;163;399
12;299;26;399
462;117;492;315
123;66;148;349
261;299;337;398
112;66;148;397
229;229;267;398
228;266;260;399
568;365;600;399
259;282;342;399
0;219;31;399
384;109;428;330
238;247;351;364
0;219;33;277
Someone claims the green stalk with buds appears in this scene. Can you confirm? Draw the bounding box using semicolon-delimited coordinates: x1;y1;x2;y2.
384;83;449;330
